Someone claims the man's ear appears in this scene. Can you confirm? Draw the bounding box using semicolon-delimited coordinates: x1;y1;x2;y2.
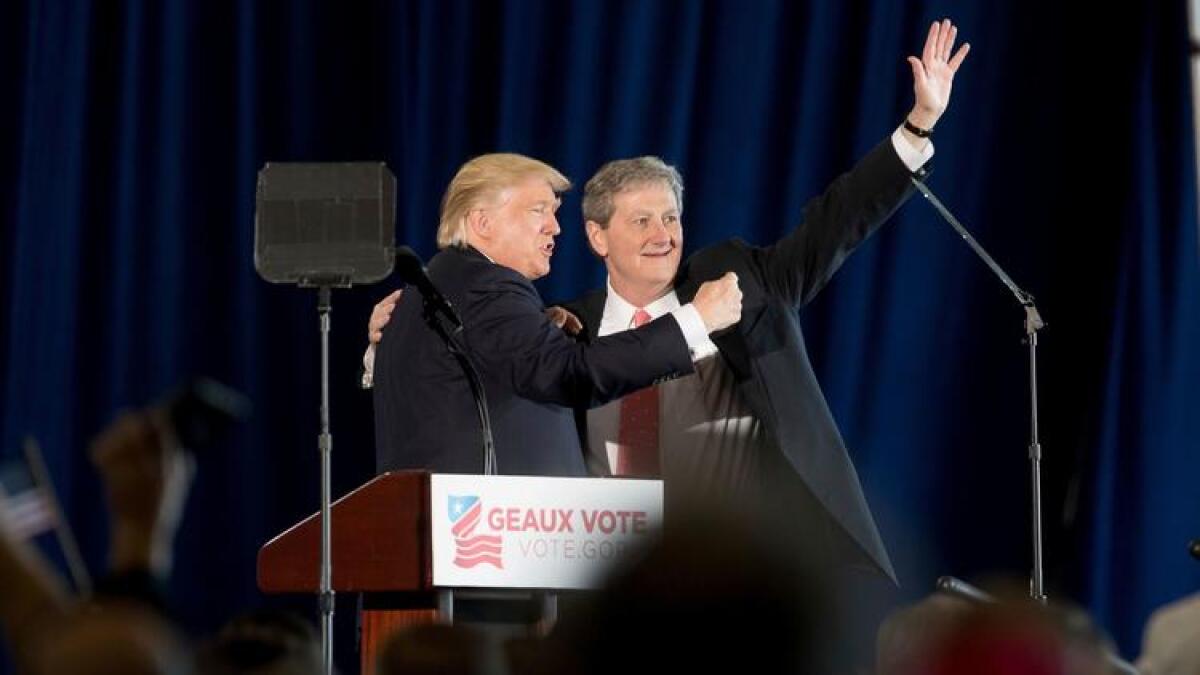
585;220;608;257
466;209;489;242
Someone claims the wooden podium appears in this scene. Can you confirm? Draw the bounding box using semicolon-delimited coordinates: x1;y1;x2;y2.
258;471;439;674
258;470;662;674
259;471;432;594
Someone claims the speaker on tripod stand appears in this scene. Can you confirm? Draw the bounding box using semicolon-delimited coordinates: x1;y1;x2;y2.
254;161;396;675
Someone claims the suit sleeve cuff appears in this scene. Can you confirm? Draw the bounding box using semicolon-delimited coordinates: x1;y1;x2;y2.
891;125;934;172
671;304;710;358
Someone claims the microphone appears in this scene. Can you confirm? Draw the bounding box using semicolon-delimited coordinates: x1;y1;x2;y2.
394;246;462;332
936;576;996;604
394;246;495;473
1190;539;1200;561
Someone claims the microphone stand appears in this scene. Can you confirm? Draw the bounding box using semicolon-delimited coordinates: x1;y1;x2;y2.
419;294;498;475
911;178;1048;603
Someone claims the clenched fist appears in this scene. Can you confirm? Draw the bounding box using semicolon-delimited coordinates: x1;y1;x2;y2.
692;271;742;333
89;410;193;576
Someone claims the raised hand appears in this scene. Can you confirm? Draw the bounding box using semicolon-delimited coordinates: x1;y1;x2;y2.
906;18;970;130
90;410;193;577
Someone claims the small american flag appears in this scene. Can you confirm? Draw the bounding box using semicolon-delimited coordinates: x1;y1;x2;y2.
0;455;56;540
448;495;503;569
0;437;90;594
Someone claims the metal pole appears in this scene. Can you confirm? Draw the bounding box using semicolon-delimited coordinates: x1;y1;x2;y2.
913;177;1051;603
318;286;335;674
1026;313;1046;604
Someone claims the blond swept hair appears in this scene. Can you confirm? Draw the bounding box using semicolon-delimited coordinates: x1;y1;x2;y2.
436;153;571;249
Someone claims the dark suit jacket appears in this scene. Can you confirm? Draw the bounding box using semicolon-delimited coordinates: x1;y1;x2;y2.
374;246;694;477
564;139;927;582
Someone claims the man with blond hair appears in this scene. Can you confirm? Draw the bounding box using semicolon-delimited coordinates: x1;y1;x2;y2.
372;153;742;475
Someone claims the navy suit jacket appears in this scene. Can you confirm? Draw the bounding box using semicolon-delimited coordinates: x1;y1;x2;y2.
374;246;694;477
564;139;926;582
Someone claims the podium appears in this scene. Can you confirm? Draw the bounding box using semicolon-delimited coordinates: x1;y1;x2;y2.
258;471;663;674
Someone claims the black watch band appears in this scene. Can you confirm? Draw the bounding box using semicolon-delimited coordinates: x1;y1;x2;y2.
903;118;933;138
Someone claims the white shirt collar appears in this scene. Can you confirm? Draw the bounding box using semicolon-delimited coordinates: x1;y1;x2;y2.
597;278;681;337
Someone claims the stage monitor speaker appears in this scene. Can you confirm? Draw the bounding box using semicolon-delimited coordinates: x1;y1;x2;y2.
254;162;395;287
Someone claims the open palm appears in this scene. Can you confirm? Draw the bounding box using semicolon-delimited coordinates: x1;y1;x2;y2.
907;19;970;124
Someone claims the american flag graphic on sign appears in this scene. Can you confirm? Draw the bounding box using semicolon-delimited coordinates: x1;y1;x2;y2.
448;495;502;569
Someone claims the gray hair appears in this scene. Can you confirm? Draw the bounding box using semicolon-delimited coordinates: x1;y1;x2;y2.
582;156;683;227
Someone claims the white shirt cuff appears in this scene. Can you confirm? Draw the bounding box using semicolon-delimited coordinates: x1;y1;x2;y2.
891;125;934;172
361;344;376;389
670;304;711;358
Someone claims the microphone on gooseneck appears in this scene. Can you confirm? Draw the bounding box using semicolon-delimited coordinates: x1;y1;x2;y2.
394;246;462;332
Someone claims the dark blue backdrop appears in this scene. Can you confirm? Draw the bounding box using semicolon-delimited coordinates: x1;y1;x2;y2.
2;0;1198;669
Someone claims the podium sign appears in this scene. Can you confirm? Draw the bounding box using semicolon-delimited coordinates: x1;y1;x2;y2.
429;474;662;590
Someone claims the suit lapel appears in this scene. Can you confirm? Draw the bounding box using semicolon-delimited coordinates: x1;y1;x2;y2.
569;288;607;343
674;271;701;305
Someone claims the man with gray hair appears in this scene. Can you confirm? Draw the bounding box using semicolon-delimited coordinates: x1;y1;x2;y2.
564;19;968;580
372;152;742;476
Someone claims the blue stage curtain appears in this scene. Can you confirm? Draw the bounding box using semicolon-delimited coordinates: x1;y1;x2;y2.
1;1;1196;668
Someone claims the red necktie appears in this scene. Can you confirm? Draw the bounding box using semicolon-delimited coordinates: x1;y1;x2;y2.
615;309;661;477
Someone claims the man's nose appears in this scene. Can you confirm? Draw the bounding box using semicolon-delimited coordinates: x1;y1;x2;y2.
546;212;561;235
648;217;671;240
